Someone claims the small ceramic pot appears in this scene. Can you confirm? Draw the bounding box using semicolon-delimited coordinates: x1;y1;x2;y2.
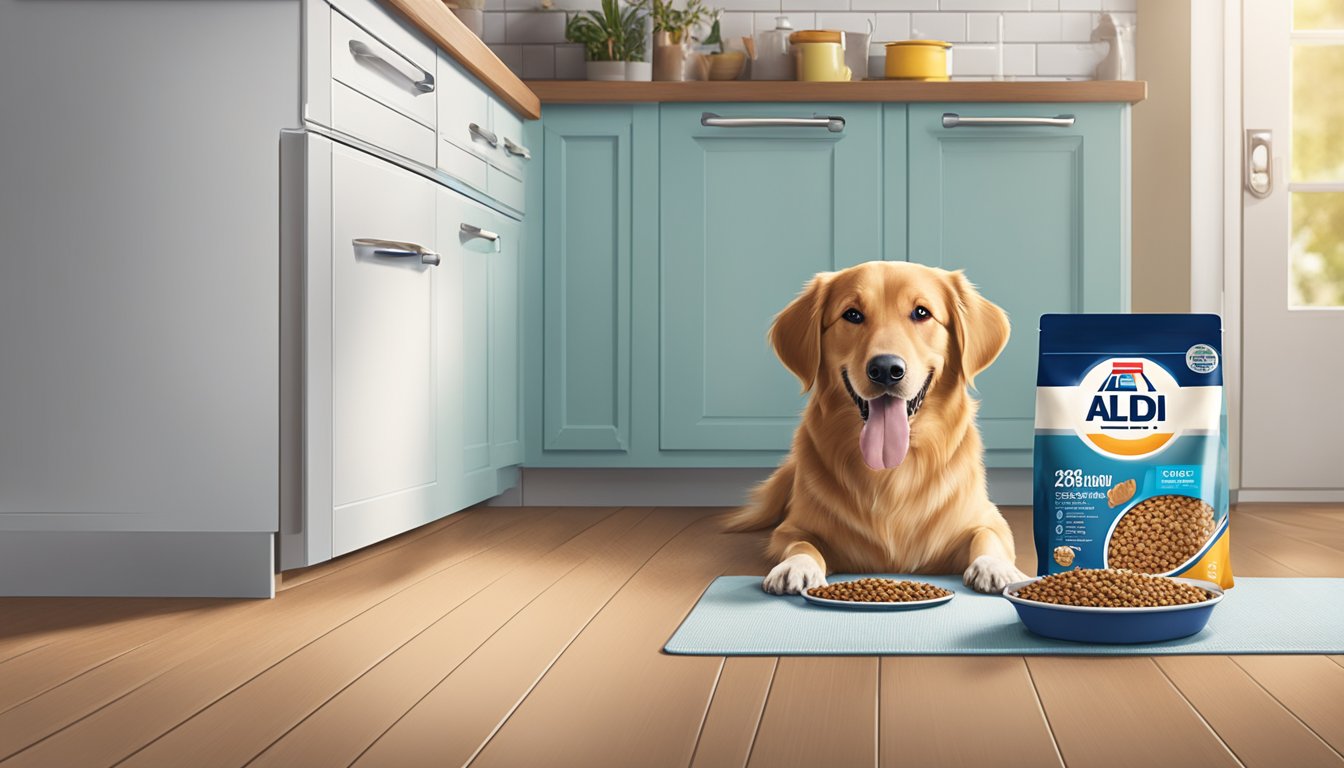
625;61;652;81
586;60;627;81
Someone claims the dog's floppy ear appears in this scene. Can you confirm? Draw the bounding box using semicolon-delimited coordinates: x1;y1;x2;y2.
947;270;1010;387
770;273;832;392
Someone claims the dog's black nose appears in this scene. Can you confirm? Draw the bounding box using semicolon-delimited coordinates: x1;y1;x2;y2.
866;355;906;386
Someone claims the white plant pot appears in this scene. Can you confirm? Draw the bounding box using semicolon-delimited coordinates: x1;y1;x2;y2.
625;61;652;81
586;61;627;81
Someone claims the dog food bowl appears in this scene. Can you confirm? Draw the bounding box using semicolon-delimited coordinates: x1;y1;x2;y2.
803;589;955;611
1002;577;1224;644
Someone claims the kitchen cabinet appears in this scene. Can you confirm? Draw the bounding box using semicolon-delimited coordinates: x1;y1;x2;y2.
527;101;1129;470
659;104;883;450
438;187;524;509
905;103;1128;467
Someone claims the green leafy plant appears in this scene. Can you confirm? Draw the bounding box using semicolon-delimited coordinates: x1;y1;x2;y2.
565;0;648;62
702;18;724;53
639;0;716;45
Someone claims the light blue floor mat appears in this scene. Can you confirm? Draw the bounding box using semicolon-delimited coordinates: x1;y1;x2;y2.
665;575;1344;655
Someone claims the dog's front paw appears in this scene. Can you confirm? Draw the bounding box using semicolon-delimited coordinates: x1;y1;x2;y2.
763;554;827;595
963;555;1028;594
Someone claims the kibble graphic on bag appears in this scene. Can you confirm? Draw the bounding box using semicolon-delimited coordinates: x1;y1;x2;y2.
1033;314;1232;588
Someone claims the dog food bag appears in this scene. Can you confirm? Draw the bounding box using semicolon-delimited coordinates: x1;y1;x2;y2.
1033;314;1232;588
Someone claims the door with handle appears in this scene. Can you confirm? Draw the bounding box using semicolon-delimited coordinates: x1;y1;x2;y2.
659;103;883;450
1239;0;1344;496
907;103;1128;466
329;143;440;557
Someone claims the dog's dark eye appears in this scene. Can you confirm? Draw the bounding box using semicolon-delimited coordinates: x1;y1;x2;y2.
911;306;932;322
842;308;864;324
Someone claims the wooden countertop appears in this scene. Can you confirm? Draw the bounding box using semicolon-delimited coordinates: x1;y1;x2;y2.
378;0;541;119
526;80;1147;105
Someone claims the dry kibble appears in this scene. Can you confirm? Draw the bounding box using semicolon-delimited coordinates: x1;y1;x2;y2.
1107;495;1216;573
1107;478;1137;508
807;578;950;603
1015;569;1212;608
1053;546;1076;567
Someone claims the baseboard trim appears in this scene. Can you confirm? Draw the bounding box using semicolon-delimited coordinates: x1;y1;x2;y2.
0;531;275;598
1235;489;1344;503
503;467;1034;507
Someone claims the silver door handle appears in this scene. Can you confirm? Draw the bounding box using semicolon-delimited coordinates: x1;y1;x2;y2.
701;112;845;133
348;40;435;94
352;238;440;266
460;223;501;252
1246;129;1272;199
503;137;532;160
941;113;1075;128
469;123;499;148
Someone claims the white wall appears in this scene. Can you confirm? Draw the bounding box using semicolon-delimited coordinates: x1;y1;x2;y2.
480;0;1138;80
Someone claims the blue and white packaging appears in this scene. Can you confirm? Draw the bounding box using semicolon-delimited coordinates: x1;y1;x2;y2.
1033;314;1232;588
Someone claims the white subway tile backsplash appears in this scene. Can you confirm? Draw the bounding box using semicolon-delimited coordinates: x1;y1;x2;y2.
505;11;566;43
874;13;912;42
814;12;876;33
939;0;1028;11
911;12;967;42
484;12;506;44
523;45;556;78
482;0;1135;80
950;42;1034;76
851;0;937;11
1035;41;1105;75
490;44;524;73
1004;12;1063;41
554;44;586;78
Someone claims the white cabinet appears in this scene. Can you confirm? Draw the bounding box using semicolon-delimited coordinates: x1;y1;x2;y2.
436;53;531;213
436;187;524;509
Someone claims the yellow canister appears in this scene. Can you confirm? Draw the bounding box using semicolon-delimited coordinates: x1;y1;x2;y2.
884;40;952;81
789;30;851;82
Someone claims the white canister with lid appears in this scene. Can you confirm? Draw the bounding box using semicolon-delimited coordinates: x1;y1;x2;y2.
751;15;795;80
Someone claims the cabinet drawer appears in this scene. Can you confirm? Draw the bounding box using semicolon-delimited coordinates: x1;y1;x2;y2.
487;165;524;212
437;54;493;161
331;10;436;130
492;103;532;180
332;80;436;167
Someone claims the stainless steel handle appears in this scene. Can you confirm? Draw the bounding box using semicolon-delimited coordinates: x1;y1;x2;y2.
348;40;435;94
941;113;1076;128
469;123;499;148
503;137;532;160
701;112;845;133
1246;129;1273;199
460;223;501;252
352;238;440;266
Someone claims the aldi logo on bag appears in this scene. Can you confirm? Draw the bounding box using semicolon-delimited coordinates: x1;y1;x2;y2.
1076;358;1179;458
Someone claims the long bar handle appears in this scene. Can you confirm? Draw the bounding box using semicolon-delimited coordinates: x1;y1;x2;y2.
701;112;845;133
348;40;435;94
941;113;1075;128
461;223;501;252
353;238;440;266
469;123;499;148
503;137;532;160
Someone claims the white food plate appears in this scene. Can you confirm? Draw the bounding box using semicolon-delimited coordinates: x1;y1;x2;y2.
802;586;956;611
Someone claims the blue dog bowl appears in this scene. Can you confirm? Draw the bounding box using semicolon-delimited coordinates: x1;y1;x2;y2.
1002;577;1225;644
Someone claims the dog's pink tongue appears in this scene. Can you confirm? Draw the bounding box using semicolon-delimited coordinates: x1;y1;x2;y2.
860;396;910;471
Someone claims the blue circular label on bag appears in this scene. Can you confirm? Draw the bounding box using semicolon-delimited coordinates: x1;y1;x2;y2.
1186;344;1219;373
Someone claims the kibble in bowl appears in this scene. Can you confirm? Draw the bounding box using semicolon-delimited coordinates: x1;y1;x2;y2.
803;578;954;611
1003;570;1224;644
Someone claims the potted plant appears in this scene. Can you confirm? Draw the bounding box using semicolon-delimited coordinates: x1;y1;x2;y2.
641;0;715;81
565;0;647;81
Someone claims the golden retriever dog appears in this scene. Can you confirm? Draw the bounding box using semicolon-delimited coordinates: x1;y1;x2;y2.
724;261;1027;595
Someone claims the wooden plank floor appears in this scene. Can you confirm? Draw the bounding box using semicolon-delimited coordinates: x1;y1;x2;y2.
0;504;1341;767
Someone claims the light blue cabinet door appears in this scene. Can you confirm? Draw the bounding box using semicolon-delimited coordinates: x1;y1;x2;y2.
490;210;524;468
537;107;634;452
660;103;884;451
907;103;1129;467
